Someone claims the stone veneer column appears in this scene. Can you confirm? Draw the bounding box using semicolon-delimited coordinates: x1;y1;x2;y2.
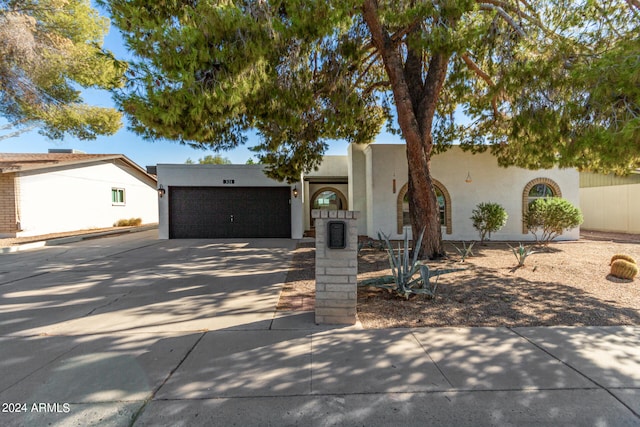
312;209;359;325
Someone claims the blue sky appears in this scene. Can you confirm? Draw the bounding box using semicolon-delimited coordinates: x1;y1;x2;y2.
1;6;403;168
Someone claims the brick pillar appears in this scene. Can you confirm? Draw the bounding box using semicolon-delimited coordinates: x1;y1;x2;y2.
0;174;19;237
312;209;359;325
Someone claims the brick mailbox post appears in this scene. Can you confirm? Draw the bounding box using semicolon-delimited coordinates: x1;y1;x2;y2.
312;209;359;325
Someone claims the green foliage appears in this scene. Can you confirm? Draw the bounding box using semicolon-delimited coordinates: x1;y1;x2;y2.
508;243;537;268
186;155;231;164
358;228;462;299
0;0;125;140
102;0;640;180
610;259;638;280
114;218;142;227
451;241;475;262
524;198;583;245
471;202;508;244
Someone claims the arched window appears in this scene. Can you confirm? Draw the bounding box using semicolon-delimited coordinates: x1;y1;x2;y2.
313;190;344;210
311;187;347;227
528;183;555;204
522;178;562;233
397;181;451;234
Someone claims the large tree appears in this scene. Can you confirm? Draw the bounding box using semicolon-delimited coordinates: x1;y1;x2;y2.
0;0;126;141
101;0;638;258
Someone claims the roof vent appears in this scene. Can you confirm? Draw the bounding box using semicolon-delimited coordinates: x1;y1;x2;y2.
48;149;86;154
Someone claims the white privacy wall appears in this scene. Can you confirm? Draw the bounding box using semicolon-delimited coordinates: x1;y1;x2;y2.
17;162;158;236
362;145;580;241
580;184;640;234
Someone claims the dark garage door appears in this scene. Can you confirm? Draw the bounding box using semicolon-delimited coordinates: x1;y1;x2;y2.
169;186;291;238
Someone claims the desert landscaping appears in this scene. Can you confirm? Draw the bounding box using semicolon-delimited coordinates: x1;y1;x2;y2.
278;231;640;329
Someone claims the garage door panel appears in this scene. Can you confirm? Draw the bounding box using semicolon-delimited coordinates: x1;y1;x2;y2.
169;187;291;238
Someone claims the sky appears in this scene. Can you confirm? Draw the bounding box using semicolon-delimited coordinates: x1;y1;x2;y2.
1;5;404;169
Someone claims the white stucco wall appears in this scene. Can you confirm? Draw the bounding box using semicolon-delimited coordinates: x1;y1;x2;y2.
156;164;302;239
17;161;158;236
362;144;580;241
348;144;368;235
305;155;349;178
580;184;640;234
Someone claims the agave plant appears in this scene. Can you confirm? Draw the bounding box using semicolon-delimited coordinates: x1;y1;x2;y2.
452;241;475;262
508;243;537;267
358;228;462;299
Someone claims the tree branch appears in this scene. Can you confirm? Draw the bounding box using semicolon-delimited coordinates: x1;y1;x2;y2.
461;53;495;87
363;80;390;97
460;52;502;118
478;3;526;38
0;125;36;140
626;0;640;11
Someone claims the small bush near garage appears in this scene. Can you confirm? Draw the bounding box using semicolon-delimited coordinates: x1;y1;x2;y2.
114;218;142;227
524;198;583;245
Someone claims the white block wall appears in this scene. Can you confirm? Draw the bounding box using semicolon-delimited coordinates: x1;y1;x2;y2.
580;184;640;234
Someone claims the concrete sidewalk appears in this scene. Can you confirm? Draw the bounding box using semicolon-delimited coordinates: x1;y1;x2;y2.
2;320;638;426
0;232;638;426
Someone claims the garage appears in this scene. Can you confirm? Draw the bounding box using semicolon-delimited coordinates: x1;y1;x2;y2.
168;186;292;238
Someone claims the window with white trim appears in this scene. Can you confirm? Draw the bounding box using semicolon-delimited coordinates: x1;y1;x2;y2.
112;188;125;205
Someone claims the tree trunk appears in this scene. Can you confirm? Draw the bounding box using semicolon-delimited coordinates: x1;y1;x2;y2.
363;1;448;258
405;129;445;259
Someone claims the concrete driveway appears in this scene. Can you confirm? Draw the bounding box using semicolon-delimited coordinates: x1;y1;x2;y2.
0;230;297;336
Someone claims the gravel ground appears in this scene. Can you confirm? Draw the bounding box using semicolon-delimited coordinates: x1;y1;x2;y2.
278;231;640;328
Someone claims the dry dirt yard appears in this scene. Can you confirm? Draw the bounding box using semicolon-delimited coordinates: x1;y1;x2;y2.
278;231;640;328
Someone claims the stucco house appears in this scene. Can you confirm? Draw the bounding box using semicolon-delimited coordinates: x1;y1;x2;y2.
579;171;640;234
0;151;159;237
157;143;580;241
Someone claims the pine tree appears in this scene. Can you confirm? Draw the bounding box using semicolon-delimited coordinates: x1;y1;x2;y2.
100;0;638;258
0;0;126;140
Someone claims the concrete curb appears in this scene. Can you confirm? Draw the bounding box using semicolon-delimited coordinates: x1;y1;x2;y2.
0;224;158;254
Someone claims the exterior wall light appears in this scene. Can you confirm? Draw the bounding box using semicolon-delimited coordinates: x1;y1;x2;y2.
158;185;166;198
465;172;472;183
292;185;299;198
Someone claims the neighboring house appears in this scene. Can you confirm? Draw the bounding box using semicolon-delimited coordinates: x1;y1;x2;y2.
157;144;580;241
580;171;640;234
0;151;158;237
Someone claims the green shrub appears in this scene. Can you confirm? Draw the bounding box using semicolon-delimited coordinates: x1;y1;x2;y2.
471;202;508;244
524;198;583;245
114;218;143;227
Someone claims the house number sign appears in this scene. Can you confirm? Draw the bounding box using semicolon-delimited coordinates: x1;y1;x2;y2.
223;179;235;184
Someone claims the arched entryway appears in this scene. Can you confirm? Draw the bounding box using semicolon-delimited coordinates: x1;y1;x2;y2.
310;187;348;227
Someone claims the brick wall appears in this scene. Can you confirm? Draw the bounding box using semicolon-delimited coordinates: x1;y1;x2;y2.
313;210;359;325
0;173;19;236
